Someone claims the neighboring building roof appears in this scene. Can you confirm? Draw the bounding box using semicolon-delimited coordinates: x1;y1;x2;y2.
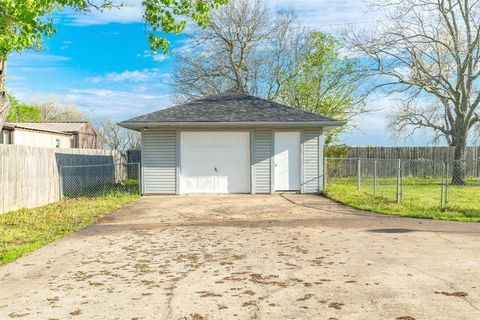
4;122;73;136
120;91;345;130
6;121;90;133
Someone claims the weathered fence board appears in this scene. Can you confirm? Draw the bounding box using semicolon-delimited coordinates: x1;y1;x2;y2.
0;145;127;214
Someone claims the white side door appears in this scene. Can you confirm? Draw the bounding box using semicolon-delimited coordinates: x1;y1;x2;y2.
274;131;301;191
180;132;250;193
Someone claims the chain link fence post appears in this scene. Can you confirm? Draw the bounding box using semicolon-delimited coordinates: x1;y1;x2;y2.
59;165;64;200
357;158;361;191
440;162;445;209
445;163;450;212
138;162;142;195
323;157;328;191
396;159;402;203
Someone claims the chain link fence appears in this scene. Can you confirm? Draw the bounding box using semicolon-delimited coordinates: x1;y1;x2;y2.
60;162;141;198
325;158;480;214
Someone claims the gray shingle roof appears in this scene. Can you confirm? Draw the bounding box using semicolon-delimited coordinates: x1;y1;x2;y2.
121;91;340;125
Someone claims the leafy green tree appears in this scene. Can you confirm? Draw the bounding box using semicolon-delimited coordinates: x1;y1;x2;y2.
0;0;230;130
143;0;230;54
6;96;42;122
0;0;114;130
280;32;367;144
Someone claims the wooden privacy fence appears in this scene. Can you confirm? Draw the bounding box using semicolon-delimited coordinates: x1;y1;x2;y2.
326;157;480;180
0;145;128;214
330;146;480;178
346;146;480;162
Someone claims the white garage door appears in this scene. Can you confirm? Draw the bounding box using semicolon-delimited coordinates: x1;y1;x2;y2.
180;132;251;193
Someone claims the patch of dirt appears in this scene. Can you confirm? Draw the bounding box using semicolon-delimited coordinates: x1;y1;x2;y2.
196;291;222;298
141;280;155;286
328;302;344;310
434;291;468;297
297;294;314;301
242;301;258;307
188;314;207;320
396;317;416;320
8;313;30;318
47;296;59;305
249;273;287;287
69;309;82;316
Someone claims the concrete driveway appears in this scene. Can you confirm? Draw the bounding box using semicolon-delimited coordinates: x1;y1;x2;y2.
1;194;479;320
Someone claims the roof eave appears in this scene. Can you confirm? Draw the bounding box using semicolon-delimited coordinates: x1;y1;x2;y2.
119;121;346;131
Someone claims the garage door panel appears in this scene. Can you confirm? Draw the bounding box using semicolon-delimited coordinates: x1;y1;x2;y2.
180;132;250;194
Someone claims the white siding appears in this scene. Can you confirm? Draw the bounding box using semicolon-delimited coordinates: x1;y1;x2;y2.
13;129;71;148
139;127;325;195
142;130;177;194
252;130;272;193
302;129;324;193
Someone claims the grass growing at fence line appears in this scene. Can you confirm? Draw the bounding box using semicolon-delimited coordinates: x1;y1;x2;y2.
325;178;480;222
0;193;140;265
63;179;140;198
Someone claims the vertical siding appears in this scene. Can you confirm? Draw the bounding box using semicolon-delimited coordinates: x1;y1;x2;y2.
252;130;272;194
13;129;71;148
142;130;176;194
303;129;321;193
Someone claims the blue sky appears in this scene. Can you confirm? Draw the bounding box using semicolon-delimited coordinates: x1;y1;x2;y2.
6;0;436;146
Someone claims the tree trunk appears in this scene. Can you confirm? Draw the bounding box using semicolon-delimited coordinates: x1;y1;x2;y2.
451;128;468;185
0;59;9;132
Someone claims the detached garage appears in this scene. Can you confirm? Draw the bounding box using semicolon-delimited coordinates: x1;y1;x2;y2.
120;90;344;195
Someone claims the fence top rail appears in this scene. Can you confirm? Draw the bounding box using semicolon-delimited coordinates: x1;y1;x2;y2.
325;157;480;163
326;157;433;161
60;162;140;169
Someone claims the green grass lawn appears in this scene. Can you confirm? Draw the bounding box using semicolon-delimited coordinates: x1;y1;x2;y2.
0;193;140;265
325;178;480;222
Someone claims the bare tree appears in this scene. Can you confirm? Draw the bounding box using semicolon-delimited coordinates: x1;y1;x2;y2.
171;0;306;101
95;119;140;150
347;0;480;184
38;100;86;122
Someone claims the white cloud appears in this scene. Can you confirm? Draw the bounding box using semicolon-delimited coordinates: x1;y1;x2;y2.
86;69;171;84
339;93;439;146
152;54;168;62
68;2;143;26
9;52;71;64
11;86;172;120
60;41;72;50
270;0;381;32
64;0;382;33
66;88;172;119
140;50;169;62
71;88;117;97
